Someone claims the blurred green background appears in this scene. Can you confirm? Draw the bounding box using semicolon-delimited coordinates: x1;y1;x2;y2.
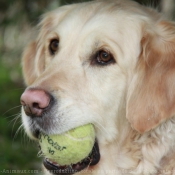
0;0;173;175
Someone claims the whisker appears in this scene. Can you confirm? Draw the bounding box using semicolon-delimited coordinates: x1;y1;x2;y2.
13;123;24;142
2;105;22;116
11;113;21;136
5;113;21;120
20;125;26;146
21;126;34;147
8;113;21;123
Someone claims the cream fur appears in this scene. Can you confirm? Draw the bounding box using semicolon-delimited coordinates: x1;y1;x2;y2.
21;0;175;174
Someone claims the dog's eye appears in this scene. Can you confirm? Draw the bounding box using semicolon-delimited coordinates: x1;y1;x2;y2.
49;39;59;55
91;50;115;66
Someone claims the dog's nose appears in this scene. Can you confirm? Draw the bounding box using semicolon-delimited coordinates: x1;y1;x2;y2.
20;89;51;117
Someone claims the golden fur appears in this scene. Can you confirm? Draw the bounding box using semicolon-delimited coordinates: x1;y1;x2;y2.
21;0;175;174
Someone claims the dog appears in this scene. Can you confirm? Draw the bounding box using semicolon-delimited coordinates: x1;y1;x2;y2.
20;0;175;174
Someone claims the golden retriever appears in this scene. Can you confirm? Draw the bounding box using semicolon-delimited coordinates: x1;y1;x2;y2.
20;0;175;174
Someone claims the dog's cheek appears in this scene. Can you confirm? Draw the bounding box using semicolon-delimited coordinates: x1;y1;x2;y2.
22;41;46;86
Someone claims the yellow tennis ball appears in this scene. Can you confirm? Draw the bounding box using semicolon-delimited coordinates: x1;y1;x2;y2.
38;124;95;166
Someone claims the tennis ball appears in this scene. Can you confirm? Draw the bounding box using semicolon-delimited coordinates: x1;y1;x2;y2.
38;124;95;166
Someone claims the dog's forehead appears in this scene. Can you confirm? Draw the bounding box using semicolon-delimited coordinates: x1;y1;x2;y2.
45;0;144;37
56;5;117;37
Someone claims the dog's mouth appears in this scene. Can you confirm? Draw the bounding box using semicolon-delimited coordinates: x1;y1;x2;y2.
42;141;100;175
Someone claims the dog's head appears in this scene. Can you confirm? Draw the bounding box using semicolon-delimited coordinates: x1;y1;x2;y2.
21;0;175;174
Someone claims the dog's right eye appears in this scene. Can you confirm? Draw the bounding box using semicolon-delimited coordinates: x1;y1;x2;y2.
49;39;59;55
91;50;115;66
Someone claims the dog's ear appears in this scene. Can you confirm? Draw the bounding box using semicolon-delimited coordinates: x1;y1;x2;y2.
127;21;175;133
22;41;45;86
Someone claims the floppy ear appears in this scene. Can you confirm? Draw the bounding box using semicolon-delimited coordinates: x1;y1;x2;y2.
22;41;45;86
127;21;175;133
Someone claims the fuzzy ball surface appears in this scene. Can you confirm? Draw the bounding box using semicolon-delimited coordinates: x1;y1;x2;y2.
38;124;95;165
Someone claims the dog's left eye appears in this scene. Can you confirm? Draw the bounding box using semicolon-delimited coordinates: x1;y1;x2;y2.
91;50;115;66
49;39;59;55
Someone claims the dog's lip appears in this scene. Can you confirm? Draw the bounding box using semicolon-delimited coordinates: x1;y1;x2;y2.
43;141;100;175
